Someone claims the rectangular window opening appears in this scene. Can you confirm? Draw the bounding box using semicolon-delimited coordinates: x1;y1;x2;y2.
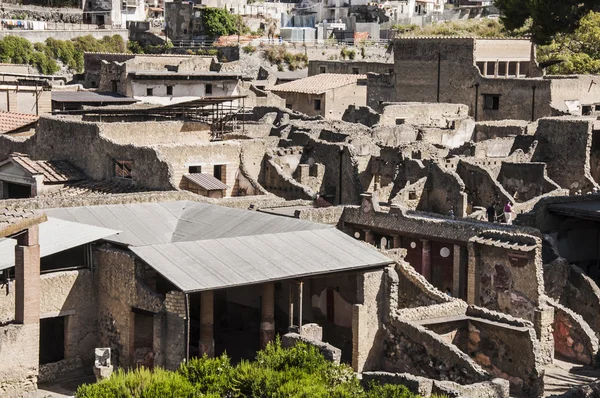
188;165;202;173
314;99;322;111
166;85;173;96
319;66;326;74
146;88;153;96
205;84;213;95
115;159;133;179
483;94;500;110
213;164;224;182
352;67;359;75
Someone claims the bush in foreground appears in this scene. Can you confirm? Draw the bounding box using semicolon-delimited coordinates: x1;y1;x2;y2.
76;339;422;398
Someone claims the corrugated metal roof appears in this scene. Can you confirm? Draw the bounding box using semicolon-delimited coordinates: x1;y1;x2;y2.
46;201;330;246
51;91;139;104
130;228;392;292
0;217;119;270
184;173;228;190
268;73;366;94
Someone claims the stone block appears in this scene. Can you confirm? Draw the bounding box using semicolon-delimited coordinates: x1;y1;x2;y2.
95;348;111;367
282;332;341;364
300;323;323;341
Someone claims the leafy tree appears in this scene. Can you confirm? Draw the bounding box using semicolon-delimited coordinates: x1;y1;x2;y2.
495;0;600;44
537;11;600;74
202;7;247;38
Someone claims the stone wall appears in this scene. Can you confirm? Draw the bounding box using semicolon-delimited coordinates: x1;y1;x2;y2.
417;162;468;217
282;333;341;364
473;120;530;142
531;118;597;194
361;372;510;398
95;245;163;368
0;323;39;397
382;317;490;384
352;267;387;372
0;4;83;23
392;38;554;122
545;259;600;341
549;300;599;366
473;243;541;322
456;160;513;211
0;29;128;44
467;319;544;396
497;162;561;203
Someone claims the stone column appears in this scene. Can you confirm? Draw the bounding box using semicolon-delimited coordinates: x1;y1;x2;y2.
15;225;40;325
288;282;294;329
483;61;488;76
494;61;499;78
421;239;431;282
260;283;275;349
364;230;375;245
515;62;521;77
452;244;461;298
467;244;477;305
392;235;401;249
199;291;214;357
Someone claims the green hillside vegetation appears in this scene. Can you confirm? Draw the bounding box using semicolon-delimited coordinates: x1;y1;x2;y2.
0;35;127;75
75;339;426;398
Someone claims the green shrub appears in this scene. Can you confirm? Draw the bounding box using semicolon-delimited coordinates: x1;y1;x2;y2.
177;354;233;394
242;45;257;54
202;7;248;37
76;340;421;398
340;47;356;60
76;368;196;398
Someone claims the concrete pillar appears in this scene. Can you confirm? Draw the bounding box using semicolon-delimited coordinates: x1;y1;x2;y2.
199;291;214;357
452;244;461;298
364;230;375;245
15;225;40;325
260;283;275;349
421;239;431;282
483;61;488;76
515;62;521;77
494;61;499;78
393;235;401;249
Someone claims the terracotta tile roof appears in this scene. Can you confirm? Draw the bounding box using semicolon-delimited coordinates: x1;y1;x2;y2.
0;206;46;238
268;73;367;94
8;154;87;183
184;173;228;190
0;111;39;134
40;179;144;198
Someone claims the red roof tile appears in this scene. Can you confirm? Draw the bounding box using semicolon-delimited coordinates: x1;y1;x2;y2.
0;111;39;134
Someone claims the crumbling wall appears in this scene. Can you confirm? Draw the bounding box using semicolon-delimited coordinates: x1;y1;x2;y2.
382;317;490;384
531;118;597;193
466;319;544;397
361;372;510;398
378;102;469;128
31;117;172;190
497;162;561;203
474;120;529;142
456;160;513;211
0;323;39;397
549;300;599;366
95;245;163;368
545;259;600;341
475;244;541;322
417;162;468;217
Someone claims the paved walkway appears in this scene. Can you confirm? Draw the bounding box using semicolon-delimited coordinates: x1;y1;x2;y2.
28;375;94;398
543;358;600;397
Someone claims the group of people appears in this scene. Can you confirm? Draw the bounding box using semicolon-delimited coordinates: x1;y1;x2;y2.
486;201;515;225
